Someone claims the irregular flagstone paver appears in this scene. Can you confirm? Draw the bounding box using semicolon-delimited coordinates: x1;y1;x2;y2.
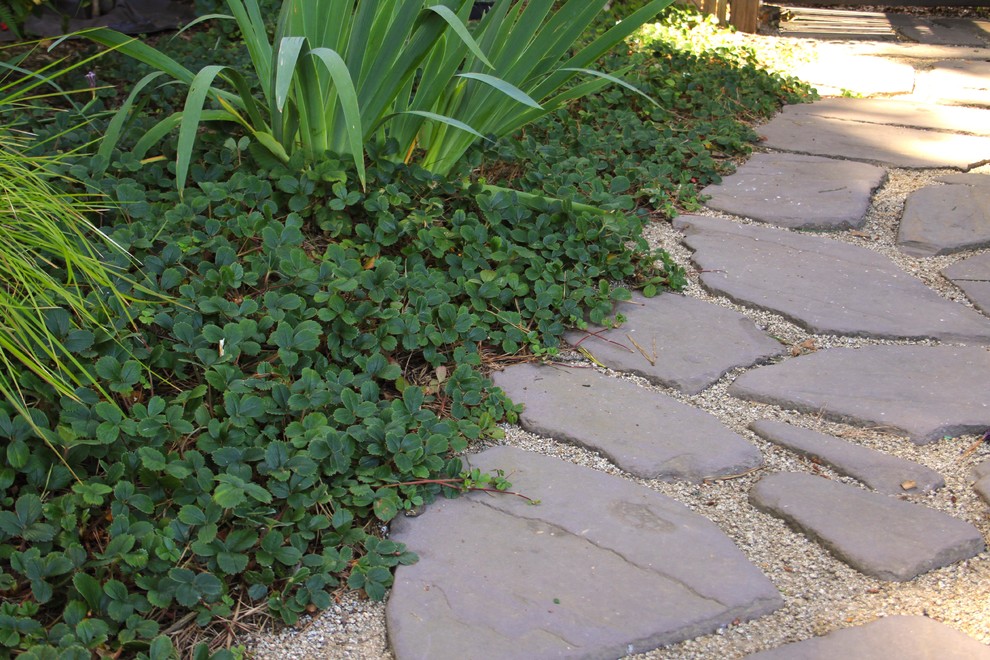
749;420;944;495
940;172;990;186
975;460;990;506
897;180;990;256
889;14;990;47
749;472;985;581
700;152;884;229
746;615;990;659
943;252;990;316
492;363;763;481
562;293;784;395
757;112;990;169
779;97;990;137
674;215;990;343
730;345;990;444
915;59;990;107
388;447;784;660
791;56;916;96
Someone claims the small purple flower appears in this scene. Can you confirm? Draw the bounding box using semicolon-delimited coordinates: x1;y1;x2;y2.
86;71;97;88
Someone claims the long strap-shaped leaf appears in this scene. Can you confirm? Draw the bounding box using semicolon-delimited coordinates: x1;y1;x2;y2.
226;0;274;105
96;71;167;173
531;0;675;101
308;47;366;189
177;65;233;196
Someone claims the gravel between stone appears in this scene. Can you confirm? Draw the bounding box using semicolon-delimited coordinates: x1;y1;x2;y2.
245;35;990;660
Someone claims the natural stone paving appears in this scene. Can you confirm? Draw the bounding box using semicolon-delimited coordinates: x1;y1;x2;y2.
943;252;990;315
749;472;985;581
889;15;990;47
563;293;784;395
700;152;884;229
749;420;944;495
914;59;990;107
388;447;783;659
757;110;990;169
975;460;990;506
730;345;990;444
492;363;763;481
746;615;990;659
898;175;990;256
790;55;915;96
377;19;990;660
778;97;990;136
674;215;990;343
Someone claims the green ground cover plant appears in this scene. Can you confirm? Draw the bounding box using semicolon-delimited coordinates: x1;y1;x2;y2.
485;3;816;217
0;2;814;656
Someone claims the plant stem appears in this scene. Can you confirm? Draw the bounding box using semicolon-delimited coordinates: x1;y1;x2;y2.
380;478;538;503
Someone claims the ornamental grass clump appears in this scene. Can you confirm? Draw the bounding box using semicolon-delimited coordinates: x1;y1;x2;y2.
86;0;674;194
0;40;134;420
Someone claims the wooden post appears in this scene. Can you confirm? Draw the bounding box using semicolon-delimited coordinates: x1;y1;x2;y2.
730;0;760;33
716;0;728;25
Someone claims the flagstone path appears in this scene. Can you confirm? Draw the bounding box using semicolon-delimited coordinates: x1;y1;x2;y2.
382;13;990;660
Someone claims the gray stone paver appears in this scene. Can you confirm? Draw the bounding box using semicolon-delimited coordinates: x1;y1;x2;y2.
730;345;990;444
701;152;884;229
914;59;990;107
940;172;990;187
746;615;990;659
975;460;990;506
779;97;990;136
563;293;784;395
674;215;990;343
889;15;990;47
757;112;990;168
943;252;990;316
790;55;915;96
388;447;783;659
750;472;985;581
749;420;944;494
492;363;763;481
897;180;990;256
